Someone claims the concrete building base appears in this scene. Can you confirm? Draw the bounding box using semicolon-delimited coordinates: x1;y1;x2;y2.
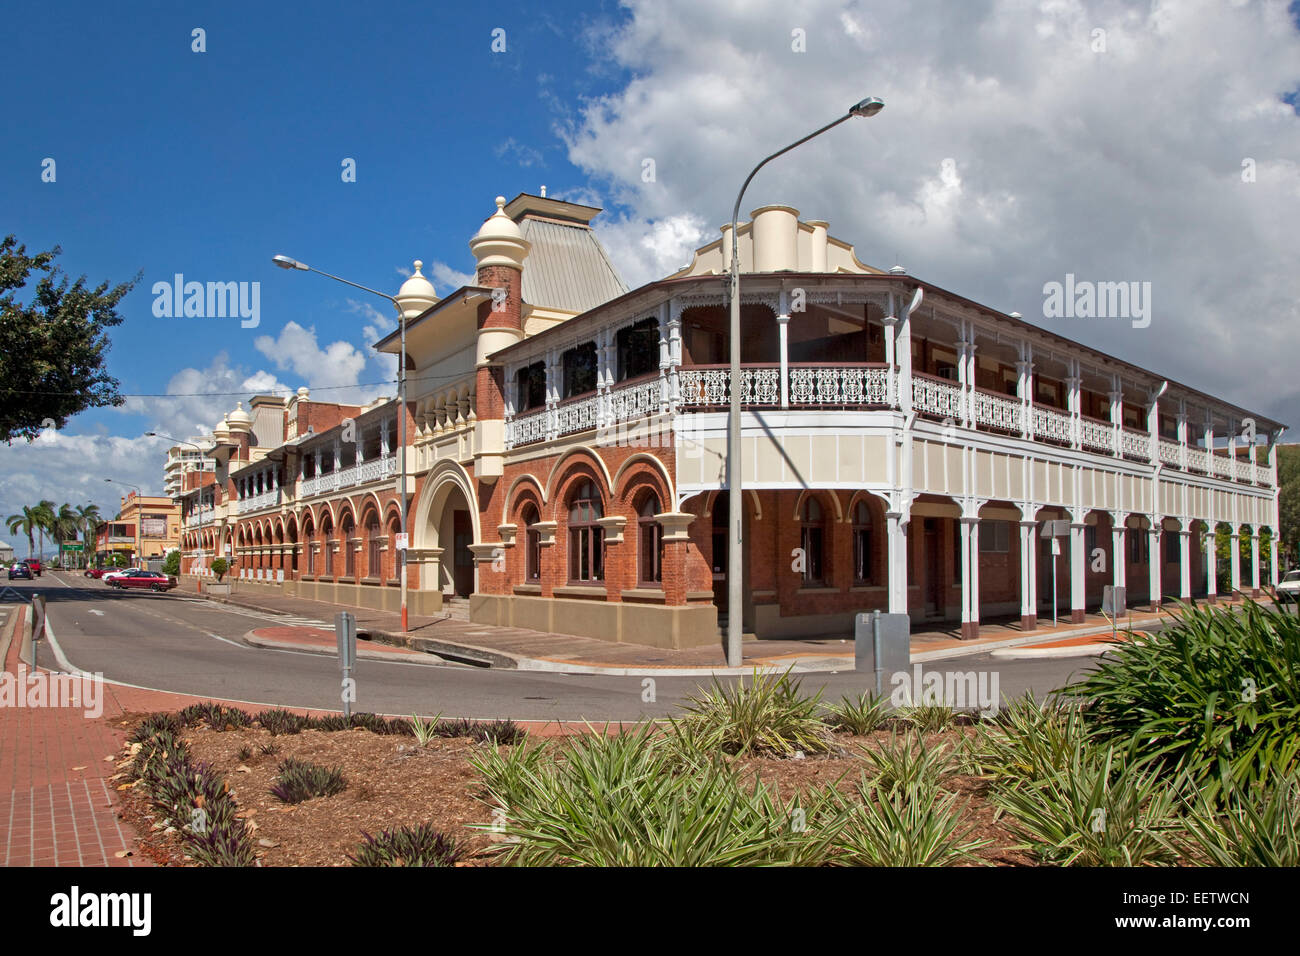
470;593;718;649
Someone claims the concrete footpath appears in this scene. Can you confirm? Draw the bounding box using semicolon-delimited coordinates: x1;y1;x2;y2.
184;574;1200;674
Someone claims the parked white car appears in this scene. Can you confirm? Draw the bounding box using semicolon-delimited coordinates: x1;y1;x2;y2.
101;567;142;584
1277;570;1300;604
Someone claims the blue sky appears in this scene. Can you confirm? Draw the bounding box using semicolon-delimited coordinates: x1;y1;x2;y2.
3;0;1299;530
4;0;629;409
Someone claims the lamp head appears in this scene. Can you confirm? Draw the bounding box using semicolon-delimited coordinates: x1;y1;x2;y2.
272;255;308;271
850;96;885;118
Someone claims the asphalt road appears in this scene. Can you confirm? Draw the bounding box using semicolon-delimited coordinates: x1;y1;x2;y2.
2;572;1104;721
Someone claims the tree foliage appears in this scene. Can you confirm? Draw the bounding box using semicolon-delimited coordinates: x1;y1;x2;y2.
1278;445;1300;566
0;235;138;442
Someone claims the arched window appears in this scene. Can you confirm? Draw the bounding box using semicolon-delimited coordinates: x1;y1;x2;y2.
342;516;356;578
800;496;827;586
568;479;604;583
320;516;335;578
853;500;874;585
303;519;315;575
522;503;541;582
366;515;382;580
638;493;662;586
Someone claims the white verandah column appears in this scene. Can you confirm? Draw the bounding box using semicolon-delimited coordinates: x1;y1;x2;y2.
1149;522;1162;609
1019;519;1037;630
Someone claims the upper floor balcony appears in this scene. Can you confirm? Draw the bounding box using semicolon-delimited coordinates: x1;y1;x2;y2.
495;278;1279;490
505;358;1273;488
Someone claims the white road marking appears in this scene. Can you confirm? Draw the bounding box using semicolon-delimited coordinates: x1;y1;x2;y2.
88;609;104;616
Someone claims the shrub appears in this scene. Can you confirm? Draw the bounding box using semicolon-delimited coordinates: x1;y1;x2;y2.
270;757;347;804
254;708;308;736
349;824;464;867
1069;600;1300;801
128;712;184;744
409;714;442;746
970;694;1087;785
991;741;1181;867
127;716;256;866
901;703;958;735
822;780;990;867
209;557;228;582
470;725;822;866
676;668;832;756
435;717;525;745
1176;775;1300;867
859;730;958;796
179;702;252;731
824;692;891;735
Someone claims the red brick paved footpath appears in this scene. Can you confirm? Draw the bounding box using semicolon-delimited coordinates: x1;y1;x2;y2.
0;600;631;870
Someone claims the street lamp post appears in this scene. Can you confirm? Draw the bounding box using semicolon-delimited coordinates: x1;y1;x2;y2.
724;96;884;666
147;432;211;577
104;478;143;567
272;255;411;632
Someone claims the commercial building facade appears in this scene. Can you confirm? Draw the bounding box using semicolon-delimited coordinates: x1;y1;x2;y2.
175;194;1285;648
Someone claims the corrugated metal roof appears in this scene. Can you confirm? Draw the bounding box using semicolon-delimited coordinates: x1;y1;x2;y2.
519;217;628;314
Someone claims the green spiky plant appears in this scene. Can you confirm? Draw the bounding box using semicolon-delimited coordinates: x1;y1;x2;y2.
859;729;959;796
1175;774;1300;866
1068;599;1300;803
821;778;990;867
824;692;891;735
990;740;1182;867
470;724;826;866
674;668;832;756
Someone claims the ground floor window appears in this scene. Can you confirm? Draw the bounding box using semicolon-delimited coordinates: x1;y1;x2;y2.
800;496;826;585
852;500;874;584
638;494;662;586
568;480;604;583
522;504;541;582
367;518;382;579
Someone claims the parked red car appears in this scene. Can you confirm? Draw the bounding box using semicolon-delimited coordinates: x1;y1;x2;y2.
84;567;111;579
109;570;177;592
23;558;42;576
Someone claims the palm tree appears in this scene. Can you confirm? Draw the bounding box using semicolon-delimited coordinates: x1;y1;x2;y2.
76;504;102;568
49;503;79;567
5;507;41;558
34;499;56;560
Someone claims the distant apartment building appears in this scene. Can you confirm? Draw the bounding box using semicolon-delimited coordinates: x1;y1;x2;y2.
97;493;180;564
164;442;217;497
175;193;1285;647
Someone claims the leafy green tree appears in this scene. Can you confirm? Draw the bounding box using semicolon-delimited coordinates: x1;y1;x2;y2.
1215;524;1272;593
0;235;138;442
1278;445;1300;569
161;549;180;576
210;557;229;582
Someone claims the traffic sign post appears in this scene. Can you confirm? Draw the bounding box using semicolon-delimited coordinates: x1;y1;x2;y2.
31;595;47;642
335;611;357;720
1102;585;1127;643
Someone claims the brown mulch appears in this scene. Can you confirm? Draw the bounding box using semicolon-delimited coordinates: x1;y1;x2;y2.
111;715;1035;866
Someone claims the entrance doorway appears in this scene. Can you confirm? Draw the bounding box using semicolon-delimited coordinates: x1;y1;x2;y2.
452;510;474;597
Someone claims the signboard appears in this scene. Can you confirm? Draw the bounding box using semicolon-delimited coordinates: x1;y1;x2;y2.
1041;519;1071;538
395;533;409;550
61;542;84;551
1101;585;1127;616
855;611;911;698
141;516;168;538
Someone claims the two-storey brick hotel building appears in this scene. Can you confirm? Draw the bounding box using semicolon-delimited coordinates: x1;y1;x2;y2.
175;193;1285;648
